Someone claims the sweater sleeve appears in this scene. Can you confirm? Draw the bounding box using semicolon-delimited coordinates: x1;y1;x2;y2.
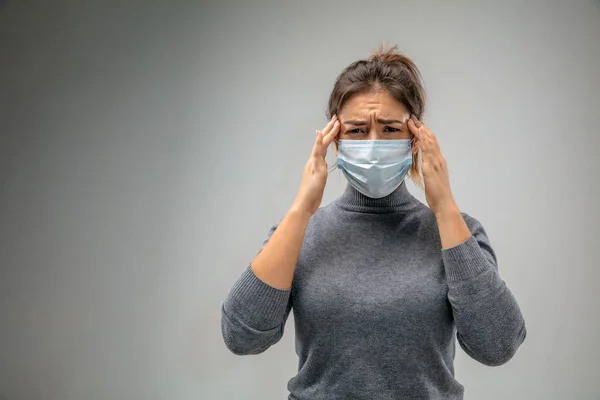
221;224;293;355
441;214;527;367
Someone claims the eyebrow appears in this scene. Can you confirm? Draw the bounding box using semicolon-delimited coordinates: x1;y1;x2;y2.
343;118;407;126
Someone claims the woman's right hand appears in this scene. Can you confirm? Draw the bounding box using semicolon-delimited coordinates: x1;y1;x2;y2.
290;115;340;216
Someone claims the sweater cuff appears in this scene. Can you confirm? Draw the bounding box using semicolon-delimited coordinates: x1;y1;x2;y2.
442;236;491;282
226;265;291;330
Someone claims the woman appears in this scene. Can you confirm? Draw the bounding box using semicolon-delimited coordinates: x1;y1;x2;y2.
221;46;527;399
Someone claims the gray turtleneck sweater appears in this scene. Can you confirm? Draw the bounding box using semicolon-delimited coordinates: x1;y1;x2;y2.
221;182;526;400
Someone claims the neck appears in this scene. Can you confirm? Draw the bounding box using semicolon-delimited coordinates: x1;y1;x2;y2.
336;181;420;214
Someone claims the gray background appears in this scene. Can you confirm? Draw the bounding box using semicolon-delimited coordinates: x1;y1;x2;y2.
1;1;599;399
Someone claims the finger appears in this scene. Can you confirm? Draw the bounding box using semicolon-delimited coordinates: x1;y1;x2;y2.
408;118;425;141
411;115;437;143
410;114;424;128
323;120;340;147
423;125;441;147
312;130;324;158
409;117;435;152
410;115;431;140
414;120;441;150
409;124;433;153
321;115;338;136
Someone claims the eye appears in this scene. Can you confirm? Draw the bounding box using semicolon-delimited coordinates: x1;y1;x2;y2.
384;127;400;132
347;128;365;134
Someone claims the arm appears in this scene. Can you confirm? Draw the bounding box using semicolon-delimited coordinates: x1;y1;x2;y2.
250;208;312;289
221;209;309;355
438;211;527;366
221;116;340;356
406;116;526;366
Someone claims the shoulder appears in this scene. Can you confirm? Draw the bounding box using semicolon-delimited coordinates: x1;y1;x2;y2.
304;202;340;235
312;201;338;221
410;207;489;243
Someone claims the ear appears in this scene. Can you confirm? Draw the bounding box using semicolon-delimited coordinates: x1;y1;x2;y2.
334;138;339;156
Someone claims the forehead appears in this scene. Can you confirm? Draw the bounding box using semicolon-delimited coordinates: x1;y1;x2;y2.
339;91;409;118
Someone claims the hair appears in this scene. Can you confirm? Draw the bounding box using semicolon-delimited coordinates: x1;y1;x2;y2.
326;44;426;188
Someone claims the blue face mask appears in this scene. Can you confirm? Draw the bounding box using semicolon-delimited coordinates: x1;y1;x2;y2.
336;139;413;199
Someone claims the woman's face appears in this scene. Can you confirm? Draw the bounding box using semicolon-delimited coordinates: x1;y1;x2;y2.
334;90;412;154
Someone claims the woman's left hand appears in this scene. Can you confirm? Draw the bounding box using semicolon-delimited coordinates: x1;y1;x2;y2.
407;115;458;215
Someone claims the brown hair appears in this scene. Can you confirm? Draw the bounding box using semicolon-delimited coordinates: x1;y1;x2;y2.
326;45;426;188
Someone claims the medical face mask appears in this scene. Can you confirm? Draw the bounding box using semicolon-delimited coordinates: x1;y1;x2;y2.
336;139;413;199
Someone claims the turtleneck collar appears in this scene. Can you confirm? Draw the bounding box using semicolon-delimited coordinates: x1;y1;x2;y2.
335;181;420;214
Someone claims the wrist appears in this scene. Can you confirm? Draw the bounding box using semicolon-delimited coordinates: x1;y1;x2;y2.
434;202;461;219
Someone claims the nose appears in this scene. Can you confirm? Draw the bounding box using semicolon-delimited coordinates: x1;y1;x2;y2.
366;127;381;140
